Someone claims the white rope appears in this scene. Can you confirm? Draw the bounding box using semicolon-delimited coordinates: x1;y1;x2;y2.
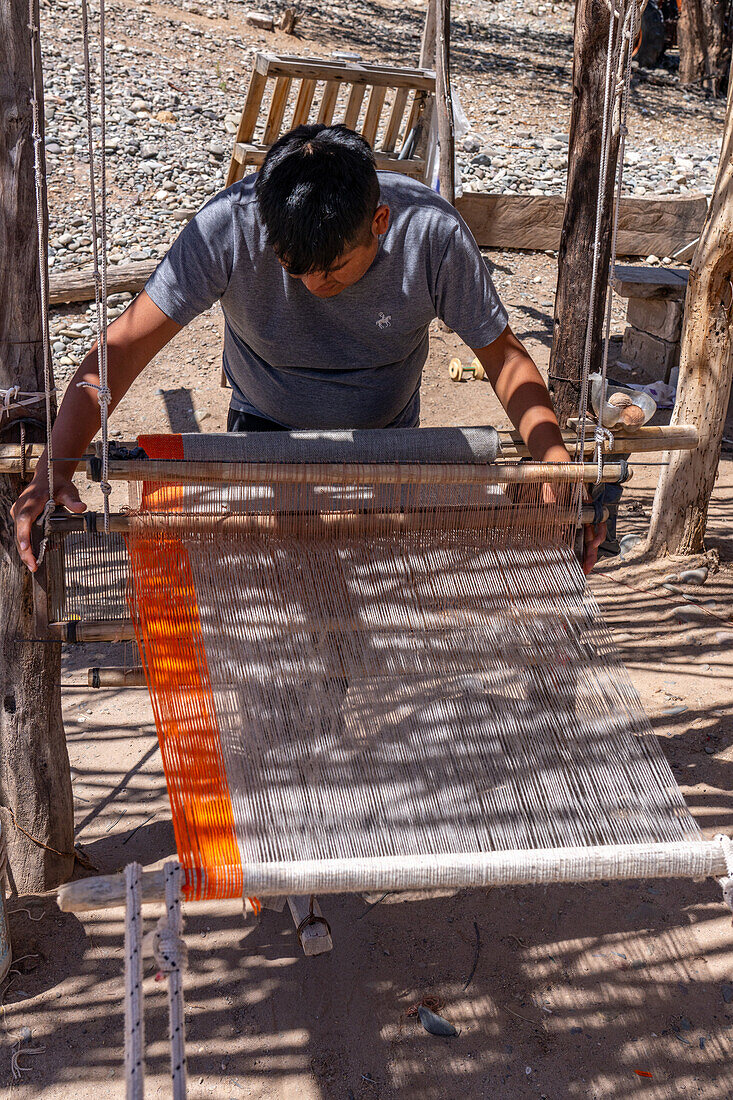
574;0;643;511
0;388;55;418
593;424;615;484
79;0;112;532
159;862;187;1100
27;0;55;551
716;834;733;917
594;0;641;476
124;863;145;1100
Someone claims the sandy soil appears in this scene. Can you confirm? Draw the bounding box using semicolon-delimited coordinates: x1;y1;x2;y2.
3;307;732;1099
3;0;733;1097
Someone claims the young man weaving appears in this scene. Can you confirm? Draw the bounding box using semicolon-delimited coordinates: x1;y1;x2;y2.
13;123;604;569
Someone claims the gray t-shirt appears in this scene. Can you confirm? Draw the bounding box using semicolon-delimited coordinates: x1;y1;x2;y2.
145;172;508;429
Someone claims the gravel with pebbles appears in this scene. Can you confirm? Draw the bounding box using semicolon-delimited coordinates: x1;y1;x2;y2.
38;0;727;386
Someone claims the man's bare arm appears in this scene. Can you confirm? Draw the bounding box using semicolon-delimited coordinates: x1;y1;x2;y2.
12;290;181;572
473;324;605;573
473;324;569;462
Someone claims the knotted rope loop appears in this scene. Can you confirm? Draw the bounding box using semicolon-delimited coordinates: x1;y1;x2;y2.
152;923;188;976
594;425;615;485
76;380;111;407
34;498;56;568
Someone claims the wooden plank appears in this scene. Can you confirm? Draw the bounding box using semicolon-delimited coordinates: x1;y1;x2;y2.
613;264;689;300
381;87;409;152
49;259;156;304
47;619;137;643
254;52;435;91
263;75;292;145
317;79;341;125
232;143;426;179
361;84;386;147
455;193;708;256
287;895;333;956
226;67;268;186
435;0;455;203
98;458;632;484
291;77;316;127
343;83;366;130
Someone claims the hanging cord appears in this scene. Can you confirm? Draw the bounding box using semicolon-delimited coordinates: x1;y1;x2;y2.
27;0;56;564
594;0;641;484
574;0;642;506
0;388;55;421
78;0;112;533
574;4;619;468
124;862;145;1100
716;835;733;920
153;863;188;1100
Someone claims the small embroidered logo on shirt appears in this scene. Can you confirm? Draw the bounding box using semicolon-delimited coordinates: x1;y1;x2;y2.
376;312;392;330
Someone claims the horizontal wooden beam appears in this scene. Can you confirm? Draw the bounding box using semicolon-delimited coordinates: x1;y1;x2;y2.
254;51;436;91
54;502;606;537
233;142;426;179
49;259;159;305
94;459;631;485
457;193;707;256
46;619;137;643
612;264;689;300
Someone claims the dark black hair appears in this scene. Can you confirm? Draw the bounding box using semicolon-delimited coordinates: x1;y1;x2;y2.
255;124;380;276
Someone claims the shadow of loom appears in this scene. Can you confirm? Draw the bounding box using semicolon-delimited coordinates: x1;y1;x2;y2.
4;876;733;1096
8;478;726;1094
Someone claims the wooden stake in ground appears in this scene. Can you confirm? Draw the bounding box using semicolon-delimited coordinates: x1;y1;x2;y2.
548;0;621;427
434;0;455;204
0;0;74;890
646;65;733;557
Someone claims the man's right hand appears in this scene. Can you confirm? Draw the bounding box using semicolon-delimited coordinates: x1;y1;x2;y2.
12;474;87;573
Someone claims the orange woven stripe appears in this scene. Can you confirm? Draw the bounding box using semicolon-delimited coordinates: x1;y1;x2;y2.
129;433;243;901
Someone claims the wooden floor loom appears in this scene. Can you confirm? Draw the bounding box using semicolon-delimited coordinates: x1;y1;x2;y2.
52;423;733;1095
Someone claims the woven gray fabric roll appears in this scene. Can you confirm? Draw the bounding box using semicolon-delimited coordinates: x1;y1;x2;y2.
167;426;501;465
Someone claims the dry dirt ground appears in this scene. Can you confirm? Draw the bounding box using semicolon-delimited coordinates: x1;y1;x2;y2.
4;0;733;1097
3;318;733;1100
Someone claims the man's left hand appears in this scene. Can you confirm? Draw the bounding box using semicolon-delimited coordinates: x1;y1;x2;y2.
582;519;606;576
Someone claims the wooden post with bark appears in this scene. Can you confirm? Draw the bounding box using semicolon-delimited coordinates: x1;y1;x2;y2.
0;0;74;891
678;0;731;97
435;0;455;204
548;0;621;427
646;65;733;557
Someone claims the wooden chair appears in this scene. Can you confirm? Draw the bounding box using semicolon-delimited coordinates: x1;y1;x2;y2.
225;51;436;188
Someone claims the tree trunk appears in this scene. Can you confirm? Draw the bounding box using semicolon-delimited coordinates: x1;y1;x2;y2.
548;0;622;427
678;0;731;96
646;65;733;557
435;0;455;204
0;0;74;891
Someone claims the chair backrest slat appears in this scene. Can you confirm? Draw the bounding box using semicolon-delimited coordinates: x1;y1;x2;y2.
361;85;386;148
342;83;366;131
291;78;317;128
317;80;342;125
263;76;292;145
381;87;409;153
